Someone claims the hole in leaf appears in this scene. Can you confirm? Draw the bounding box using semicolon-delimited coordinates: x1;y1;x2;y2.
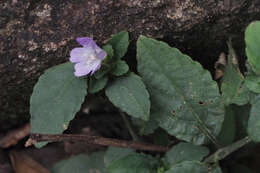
198;101;204;105
172;110;176;116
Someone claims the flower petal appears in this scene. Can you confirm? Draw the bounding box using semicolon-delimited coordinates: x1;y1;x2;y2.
69;47;94;63
74;62;92;77
97;50;107;60
70;37;105;77
90;60;102;75
76;37;93;47
74;58;102;77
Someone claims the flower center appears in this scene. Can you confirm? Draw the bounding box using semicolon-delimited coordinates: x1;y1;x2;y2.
85;54;98;66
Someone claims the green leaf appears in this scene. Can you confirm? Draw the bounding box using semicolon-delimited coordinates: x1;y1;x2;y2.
247;95;260;142
30;62;87;147
221;41;244;105
131;117;159;135
153;129;171;146
231;84;252;106
217;106;236;146
94;43;113;79
51;152;105;173
105;72;150;121
89;76;108;94
94;65;111;79
103;44;114;58
107;31;129;59
209;165;223;173
165;161;208;173
104;147;134;167
245;75;260;93
106;153;158;173
164;142;209;167
110;60;129;76
245;21;260;75
137;36;224;144
233;104;251;139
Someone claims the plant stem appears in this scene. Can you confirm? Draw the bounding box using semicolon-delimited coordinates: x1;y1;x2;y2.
27;133;169;152
205;136;251;163
120;111;140;141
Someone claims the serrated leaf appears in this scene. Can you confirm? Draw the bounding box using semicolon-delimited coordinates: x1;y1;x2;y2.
30;62;87;147
107;31;129;59
105;72;150;121
89;76;108;94
110;60;129;76
245;21;260;75
247;95;260;142
217;106;236;146
104;147;134;167
164;142;209;167
51;152;105;173
137;36;224;144
106;153;158;173
245;75;260;93
165;161;208;173
221;42;244;105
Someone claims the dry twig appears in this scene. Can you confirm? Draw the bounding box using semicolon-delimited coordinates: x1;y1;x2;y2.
26;133;169;152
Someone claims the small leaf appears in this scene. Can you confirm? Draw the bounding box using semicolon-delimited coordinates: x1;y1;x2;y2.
88;76;108;94
165;161;208;173
106;153;158;173
94;65;111;79
247;95;260;142
221;41;244;105
104;147;134;167
105;72;150;121
164;142;209;167
30;62;87;147
107;31;129;59
217;106;236;146
245;75;260;93
103;44;114;58
51;152;105;173
137;36;224;144
110;60;129;76
245;21;260;74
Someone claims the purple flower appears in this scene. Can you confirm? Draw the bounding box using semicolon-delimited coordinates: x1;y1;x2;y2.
70;37;107;77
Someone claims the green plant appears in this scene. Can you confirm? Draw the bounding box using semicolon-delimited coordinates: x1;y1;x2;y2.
29;21;260;172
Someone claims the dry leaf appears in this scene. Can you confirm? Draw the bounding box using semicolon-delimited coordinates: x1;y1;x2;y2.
215;52;227;79
9;150;50;173
215;69;224;80
0;124;30;148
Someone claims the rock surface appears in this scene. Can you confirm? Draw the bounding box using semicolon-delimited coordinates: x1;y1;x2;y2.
0;0;260;130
